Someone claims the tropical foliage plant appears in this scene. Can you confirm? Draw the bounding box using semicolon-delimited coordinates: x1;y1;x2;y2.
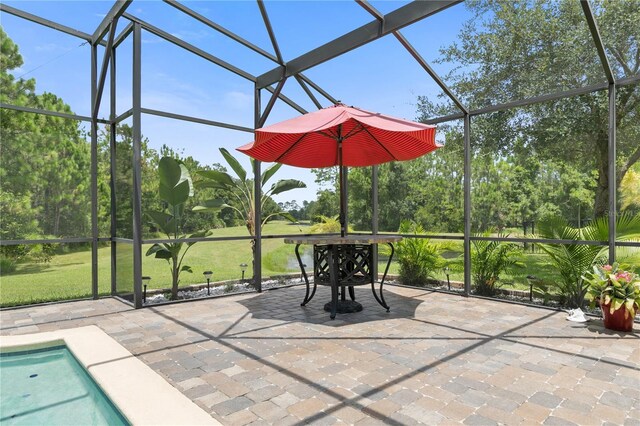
471;231;523;297
584;263;640;320
145;157;209;300
528;276;554;306
309;215;349;234
394;221;444;287
0;256;17;274
195;148;306;284
538;213;640;308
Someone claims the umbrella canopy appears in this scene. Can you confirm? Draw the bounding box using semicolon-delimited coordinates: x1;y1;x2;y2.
238;103;440;236
238;103;439;168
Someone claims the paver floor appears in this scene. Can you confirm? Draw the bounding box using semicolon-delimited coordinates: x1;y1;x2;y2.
1;285;639;425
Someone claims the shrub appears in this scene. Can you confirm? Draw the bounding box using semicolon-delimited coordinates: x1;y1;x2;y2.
28;242;56;263
0;239;56;264
0;256;17;274
527;275;554;305
471;231;523;297
537;213;640;308
0;191;40;241
395;221;443;287
310;215;350;234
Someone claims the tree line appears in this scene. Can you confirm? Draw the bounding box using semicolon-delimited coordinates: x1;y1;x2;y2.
0;27;285;259
2;0;639;259
309;0;640;234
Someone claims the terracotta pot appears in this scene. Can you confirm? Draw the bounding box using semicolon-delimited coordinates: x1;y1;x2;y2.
601;301;636;332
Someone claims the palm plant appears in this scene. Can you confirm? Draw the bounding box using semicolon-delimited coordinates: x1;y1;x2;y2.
471;231;523;297
537;213;640;308
145;157;209;300
394;221;444;287
195;148;306;283
310;215;347;234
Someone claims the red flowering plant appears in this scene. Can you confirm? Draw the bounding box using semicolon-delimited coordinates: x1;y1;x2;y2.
584;263;640;320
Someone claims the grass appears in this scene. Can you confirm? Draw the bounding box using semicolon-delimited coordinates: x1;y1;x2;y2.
0;221;311;307
381;239;561;292
1;223;563;307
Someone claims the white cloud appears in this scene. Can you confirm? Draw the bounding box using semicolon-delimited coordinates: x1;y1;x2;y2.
146;73;213;104
143;73;252;119
224;91;253;110
35;43;63;52
169;30;210;43
141;37;162;45
143;91;199;114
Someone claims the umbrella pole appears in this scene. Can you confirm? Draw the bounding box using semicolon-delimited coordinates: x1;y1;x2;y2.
338;139;346;238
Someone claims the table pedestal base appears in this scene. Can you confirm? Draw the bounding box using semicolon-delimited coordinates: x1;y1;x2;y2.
290;237;398;320
324;300;363;314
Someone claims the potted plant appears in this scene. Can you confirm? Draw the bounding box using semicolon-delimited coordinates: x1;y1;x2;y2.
584;263;640;332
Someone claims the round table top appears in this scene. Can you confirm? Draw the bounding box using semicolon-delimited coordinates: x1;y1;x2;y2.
284;234;402;245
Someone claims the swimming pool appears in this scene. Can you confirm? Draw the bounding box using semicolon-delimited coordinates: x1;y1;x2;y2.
0;326;218;425
0;345;129;425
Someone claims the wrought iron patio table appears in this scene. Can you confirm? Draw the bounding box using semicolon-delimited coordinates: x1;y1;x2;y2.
284;235;402;319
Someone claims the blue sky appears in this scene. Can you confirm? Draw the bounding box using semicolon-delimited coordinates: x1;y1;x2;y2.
2;0;472;204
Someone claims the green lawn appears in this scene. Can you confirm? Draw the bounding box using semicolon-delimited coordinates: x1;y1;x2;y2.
1;224;562;307
0;222;312;307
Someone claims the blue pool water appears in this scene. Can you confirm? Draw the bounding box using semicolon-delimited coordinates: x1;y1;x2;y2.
0;345;129;425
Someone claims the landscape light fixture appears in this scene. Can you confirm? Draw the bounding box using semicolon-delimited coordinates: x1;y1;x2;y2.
527;275;538;302
203;270;213;295
443;267;450;291
240;263;248;281
142;276;151;302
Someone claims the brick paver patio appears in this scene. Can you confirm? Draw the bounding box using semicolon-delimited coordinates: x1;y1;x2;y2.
1;285;638;425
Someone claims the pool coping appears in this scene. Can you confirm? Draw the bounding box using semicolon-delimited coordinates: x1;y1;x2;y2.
0;325;219;426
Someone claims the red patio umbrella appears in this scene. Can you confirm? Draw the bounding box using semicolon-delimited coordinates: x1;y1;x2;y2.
238;103;440;236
